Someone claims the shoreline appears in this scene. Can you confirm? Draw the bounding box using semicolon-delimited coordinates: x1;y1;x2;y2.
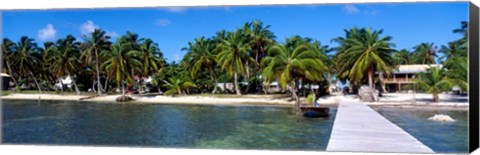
0;93;296;106
0;93;470;110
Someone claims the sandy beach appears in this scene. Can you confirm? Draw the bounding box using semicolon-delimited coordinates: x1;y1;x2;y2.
1;93;295;105
316;92;469;108
1;92;469;108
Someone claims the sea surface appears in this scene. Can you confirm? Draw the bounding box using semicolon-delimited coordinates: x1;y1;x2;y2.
373;106;468;153
2;100;336;150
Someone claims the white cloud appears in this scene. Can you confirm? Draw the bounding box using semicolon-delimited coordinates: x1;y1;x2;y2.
38;24;57;42
79;20;117;38
155;19;171;26
79;20;99;35
342;5;360;14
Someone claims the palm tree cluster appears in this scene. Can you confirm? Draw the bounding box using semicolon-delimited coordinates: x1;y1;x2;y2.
1;20;468;103
2;29;165;98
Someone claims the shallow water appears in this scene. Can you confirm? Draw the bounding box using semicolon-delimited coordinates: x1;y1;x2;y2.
373;107;468;153
2;100;336;150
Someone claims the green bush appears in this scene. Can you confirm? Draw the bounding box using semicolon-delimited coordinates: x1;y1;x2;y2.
306;93;315;105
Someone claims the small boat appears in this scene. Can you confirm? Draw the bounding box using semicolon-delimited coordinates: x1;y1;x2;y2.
300;107;329;118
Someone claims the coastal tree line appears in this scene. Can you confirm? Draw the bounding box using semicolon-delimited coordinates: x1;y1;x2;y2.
1;20;468;103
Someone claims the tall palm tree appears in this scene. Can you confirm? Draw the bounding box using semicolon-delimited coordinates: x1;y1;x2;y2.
393;49;414;65
47;35;82;95
412;42;437;64
452;21;468;48
334;28;396;88
13;36;43;93
137;38;164;92
1;39;18;86
182;37;219;94
102;41;142;97
81;29;112;95
242;20;276;93
216;30;255;95
262;41;327;110
243;20;276;63
415;67;453;102
440;42;467;92
42;41;63;91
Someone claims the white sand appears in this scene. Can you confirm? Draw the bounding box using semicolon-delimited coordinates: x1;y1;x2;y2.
1;93;294;105
315;92;469;107
2;92;469;108
1;93;88;101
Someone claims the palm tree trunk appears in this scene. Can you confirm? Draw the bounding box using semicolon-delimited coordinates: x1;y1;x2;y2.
289;83;300;115
245;62;250;93
177;88;182;96
5;61;17;86
122;80;126;97
103;76;109;93
69;74;81;95
234;70;241;95
29;71;42;94
433;93;439;102
95;49;103;95
92;81;97;93
210;70;218;94
223;82;227;94
368;67;374;88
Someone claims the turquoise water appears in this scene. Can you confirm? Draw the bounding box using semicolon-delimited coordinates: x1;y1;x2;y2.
374;107;468;153
2;100;336;150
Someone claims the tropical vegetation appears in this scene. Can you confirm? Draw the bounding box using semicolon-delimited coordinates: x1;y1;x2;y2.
1;20;468;104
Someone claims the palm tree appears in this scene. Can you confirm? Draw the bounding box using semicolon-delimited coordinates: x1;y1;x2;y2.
1;39;18;87
81;29;112;95
137;38;165;92
13;36;43;93
262;41;327;111
412;42;436;64
243;20;276;63
414;67;453;102
182;37;219;94
216;30;255;95
452;21;468;48
393;49;414;65
47;35;82;95
334;28;396;89
162;76;197;96
102;40;142;98
242;20;276;93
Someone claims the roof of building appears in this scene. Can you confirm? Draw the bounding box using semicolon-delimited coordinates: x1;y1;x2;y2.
376;64;443;74
1;73;11;77
393;64;443;74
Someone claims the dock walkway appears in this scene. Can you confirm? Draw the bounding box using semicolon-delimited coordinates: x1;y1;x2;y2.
326;99;434;153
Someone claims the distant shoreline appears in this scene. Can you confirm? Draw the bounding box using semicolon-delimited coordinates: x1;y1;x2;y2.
1;93;469;110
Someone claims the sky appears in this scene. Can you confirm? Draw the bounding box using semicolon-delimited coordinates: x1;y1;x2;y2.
1;2;468;63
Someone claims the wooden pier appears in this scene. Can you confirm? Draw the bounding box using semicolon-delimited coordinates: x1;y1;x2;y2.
326;99;434;153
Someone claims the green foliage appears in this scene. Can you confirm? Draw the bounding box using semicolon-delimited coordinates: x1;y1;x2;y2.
414;67;453;102
306;93;315;105
393;49;414;65
333;27;396;86
412;42;437;64
162;76;197;96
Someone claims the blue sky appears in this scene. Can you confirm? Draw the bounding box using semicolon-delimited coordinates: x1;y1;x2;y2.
2;2;468;63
